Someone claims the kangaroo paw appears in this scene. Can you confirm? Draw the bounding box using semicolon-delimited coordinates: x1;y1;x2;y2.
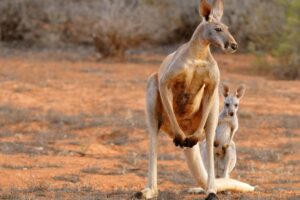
173;134;185;148
184;136;199;148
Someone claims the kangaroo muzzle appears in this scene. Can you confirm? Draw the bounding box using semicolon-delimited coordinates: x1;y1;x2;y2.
225;41;238;53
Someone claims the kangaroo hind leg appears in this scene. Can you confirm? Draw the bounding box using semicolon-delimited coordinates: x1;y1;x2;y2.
139;73;161;199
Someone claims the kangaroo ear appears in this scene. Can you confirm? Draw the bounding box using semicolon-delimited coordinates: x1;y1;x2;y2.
200;0;212;21
211;0;224;21
236;85;246;99
220;83;230;97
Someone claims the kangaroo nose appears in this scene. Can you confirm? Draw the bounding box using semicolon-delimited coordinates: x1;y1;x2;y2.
231;43;238;50
229;112;234;116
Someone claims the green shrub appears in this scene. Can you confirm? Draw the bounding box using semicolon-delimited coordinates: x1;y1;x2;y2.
273;0;300;79
253;0;300;80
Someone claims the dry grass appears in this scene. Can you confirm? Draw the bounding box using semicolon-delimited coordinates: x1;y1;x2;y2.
0;185;109;200
53;174;81;184
0;52;298;199
80;167;101;175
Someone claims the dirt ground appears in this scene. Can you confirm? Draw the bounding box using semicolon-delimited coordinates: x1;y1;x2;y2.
0;49;299;200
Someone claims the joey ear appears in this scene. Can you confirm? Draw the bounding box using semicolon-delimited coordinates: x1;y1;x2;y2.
200;0;212;21
211;0;224;21
236;85;246;99
220;83;230;97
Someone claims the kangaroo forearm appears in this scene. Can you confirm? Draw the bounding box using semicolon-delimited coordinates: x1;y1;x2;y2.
223;164;230;178
159;85;182;135
195;90;217;137
229;128;238;143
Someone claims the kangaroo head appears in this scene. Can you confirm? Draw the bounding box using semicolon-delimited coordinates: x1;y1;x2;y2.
199;0;238;53
221;83;246;117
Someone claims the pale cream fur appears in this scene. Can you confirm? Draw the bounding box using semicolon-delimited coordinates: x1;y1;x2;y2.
140;1;254;199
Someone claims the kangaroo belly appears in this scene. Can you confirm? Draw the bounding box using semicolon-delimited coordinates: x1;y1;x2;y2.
160;80;205;137
160;108;203;137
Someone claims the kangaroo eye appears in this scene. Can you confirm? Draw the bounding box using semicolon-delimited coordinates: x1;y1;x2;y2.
215;28;222;32
225;103;230;107
235;104;238;108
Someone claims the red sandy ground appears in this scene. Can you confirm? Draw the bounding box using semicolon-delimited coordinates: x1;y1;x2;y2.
0;51;299;199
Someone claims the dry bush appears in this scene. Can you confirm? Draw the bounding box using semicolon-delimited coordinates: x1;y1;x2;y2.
0;0;26;41
92;0;200;57
93;0;168;57
223;0;285;51
255;57;300;80
0;0;66;46
0;0;288;56
0;0;200;55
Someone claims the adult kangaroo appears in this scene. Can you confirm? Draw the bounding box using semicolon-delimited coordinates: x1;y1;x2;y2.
140;0;254;199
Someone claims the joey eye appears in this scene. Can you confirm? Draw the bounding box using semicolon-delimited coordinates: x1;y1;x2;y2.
225;103;230;107
214;141;219;147
235;104;238;108
222;146;227;152
215;27;222;32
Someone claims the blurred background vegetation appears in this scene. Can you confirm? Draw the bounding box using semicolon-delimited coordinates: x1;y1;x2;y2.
0;0;299;79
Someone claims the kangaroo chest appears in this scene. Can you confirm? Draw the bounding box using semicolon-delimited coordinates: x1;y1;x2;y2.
160;66;209;136
171;66;209;117
216;123;232;144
